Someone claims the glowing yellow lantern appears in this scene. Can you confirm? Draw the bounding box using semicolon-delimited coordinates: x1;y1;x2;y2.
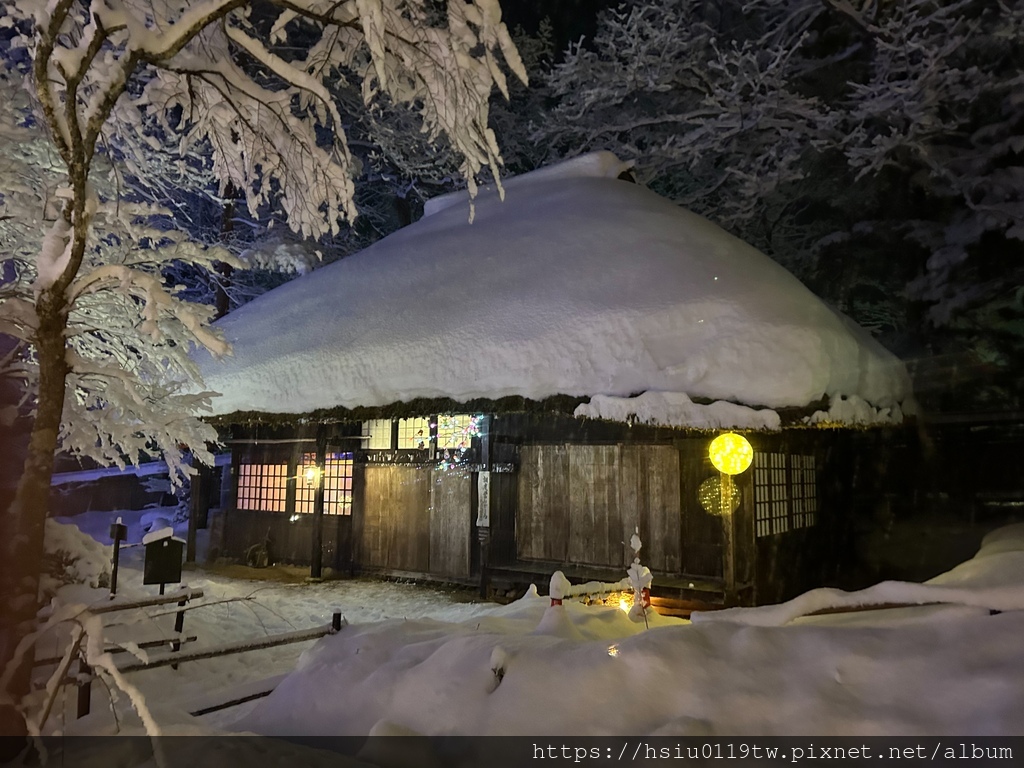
708;433;753;475
304;465;320;486
698;476;740;516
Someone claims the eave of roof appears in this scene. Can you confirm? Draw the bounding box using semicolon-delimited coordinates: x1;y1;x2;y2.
204;392;901;433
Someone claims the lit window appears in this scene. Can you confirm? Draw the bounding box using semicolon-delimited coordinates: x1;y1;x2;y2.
436;414;480;451
237;463;289;513
397;417;431;449
362;419;393;450
295;452;354;515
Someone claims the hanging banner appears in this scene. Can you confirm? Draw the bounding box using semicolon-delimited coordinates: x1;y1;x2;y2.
476;471;491;528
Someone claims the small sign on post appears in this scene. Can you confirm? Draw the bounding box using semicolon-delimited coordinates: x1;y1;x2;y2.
476;471;491;528
143;527;185;595
476;471;492;599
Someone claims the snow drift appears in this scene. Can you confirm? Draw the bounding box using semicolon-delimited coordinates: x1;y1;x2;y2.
199;152;912;428
234;525;1024;737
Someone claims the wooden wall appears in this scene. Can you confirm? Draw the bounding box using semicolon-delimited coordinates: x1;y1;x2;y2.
517;444;682;571
487;471;518;566
223;509;350;570
355;465;473;578
356;465;431;572
620;445;683;573
429;470;472;578
517;445;570;561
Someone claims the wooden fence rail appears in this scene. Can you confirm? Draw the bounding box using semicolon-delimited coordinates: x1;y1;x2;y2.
116;616;342;674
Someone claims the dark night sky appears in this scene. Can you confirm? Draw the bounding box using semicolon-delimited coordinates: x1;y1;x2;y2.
501;0;619;49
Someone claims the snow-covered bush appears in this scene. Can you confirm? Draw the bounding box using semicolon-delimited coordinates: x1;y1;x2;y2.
40;519;111;596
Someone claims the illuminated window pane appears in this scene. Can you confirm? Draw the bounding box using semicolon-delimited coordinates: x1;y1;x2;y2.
294;452;353;516
436;414;480;451
237;462;289;513
397;418;430;449
362;420;393;450
325;453;353;515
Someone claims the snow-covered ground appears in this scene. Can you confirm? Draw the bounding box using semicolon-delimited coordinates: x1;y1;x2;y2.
18;511;1024;743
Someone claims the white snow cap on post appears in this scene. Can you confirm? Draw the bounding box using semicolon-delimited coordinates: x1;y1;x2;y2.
141;526;180;545
549;571;572;602
200;152;913;428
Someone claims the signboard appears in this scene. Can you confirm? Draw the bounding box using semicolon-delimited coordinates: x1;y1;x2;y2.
476;471;491;528
362;449;430;465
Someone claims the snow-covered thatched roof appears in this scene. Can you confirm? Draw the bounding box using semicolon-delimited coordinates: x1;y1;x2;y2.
198;152;912;429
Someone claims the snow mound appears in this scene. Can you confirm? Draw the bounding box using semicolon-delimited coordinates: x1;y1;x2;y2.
43;518;111;594
693;522;1024;626
199;153;912;427
229;525;1024;737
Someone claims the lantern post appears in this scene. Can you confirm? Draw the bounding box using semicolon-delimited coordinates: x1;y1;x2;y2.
708;433;753;605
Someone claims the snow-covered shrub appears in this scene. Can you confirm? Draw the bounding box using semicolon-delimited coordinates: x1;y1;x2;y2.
40;519;111;596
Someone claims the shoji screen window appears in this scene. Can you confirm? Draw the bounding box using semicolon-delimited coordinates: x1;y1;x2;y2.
295;452;354;515
397;417;431;449
237;463;289;512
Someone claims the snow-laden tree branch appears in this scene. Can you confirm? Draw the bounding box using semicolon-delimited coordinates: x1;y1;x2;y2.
0;0;525;736
536;0;1023;401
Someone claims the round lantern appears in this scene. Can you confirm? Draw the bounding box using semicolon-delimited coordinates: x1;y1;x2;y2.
698;476;741;516
708;433;753;475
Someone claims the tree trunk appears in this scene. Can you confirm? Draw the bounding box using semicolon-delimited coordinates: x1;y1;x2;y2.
214;188;236;319
0;287;69;736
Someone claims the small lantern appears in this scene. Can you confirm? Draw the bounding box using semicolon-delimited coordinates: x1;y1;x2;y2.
708;432;753;475
304;465;320;487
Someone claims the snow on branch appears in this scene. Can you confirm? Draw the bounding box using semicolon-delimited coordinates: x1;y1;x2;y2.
537;0;1024;335
1;0;525;490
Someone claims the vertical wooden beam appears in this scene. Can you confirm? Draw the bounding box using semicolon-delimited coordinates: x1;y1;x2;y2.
186;466;209;563
721;474;737;605
310;426;327;579
478;416;492;597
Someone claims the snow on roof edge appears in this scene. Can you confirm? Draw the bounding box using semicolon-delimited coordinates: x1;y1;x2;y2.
206;390;909;432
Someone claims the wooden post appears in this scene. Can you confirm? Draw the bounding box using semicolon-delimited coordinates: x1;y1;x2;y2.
187;466;209;563
476;470;491;599
310;427;327;580
721;474;737;606
478;528;491;599
171;598;187;671
108;519;126;597
76;661;91;719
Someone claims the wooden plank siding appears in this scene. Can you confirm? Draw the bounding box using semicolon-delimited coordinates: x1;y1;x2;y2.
487;471;519;566
222;509;349;569
517;445;571;561
568;445;621;566
679;441;724;578
358;466;431;572
518;444;683;574
429;469;472;578
620;445;682;573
